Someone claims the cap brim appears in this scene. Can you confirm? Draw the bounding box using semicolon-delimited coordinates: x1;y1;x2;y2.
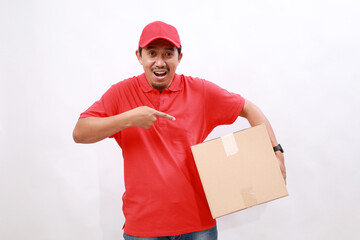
139;36;181;48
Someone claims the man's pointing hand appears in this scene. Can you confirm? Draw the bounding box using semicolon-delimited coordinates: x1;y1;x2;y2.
129;106;175;129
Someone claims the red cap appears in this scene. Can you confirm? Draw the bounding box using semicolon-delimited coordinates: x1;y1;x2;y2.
139;21;181;48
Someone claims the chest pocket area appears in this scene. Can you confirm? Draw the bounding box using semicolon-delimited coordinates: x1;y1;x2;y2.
161;118;191;151
166;125;191;163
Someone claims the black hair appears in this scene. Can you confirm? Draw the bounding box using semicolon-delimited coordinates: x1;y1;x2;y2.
138;46;182;57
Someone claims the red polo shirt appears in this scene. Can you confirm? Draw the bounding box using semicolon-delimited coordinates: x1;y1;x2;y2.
80;73;245;237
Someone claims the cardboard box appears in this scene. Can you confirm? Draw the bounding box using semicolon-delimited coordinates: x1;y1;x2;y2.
191;124;288;218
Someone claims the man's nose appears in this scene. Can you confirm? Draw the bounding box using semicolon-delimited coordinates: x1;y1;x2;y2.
155;56;166;67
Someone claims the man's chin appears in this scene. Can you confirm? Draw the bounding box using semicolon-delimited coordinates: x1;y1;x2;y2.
151;82;168;92
145;73;173;91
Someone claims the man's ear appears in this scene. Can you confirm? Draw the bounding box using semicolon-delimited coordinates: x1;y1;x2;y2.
136;50;143;65
178;52;183;63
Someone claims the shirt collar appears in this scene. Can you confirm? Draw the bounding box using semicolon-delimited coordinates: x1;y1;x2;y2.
138;73;183;93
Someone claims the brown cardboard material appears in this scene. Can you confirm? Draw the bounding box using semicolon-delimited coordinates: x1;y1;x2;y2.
191;124;288;218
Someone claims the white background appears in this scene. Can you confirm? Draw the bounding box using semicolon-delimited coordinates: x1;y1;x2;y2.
1;0;360;239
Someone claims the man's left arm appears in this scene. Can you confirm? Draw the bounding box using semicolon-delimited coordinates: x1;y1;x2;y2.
239;99;286;183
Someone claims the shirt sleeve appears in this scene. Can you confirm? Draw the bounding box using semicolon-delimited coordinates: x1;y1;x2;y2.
203;79;245;130
79;85;122;139
79;84;121;119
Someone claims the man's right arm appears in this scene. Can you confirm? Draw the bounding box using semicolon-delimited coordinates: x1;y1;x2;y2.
72;106;175;144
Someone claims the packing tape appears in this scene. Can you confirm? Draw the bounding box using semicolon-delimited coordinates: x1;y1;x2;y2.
221;133;239;156
241;188;258;206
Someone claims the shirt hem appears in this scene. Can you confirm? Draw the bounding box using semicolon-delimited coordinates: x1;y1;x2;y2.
123;221;217;238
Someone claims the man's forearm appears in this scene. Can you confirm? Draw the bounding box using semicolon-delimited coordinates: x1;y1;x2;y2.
73;112;132;144
240;99;286;182
73;106;175;144
240;100;279;147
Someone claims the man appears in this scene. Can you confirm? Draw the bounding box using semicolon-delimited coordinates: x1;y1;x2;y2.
73;21;286;240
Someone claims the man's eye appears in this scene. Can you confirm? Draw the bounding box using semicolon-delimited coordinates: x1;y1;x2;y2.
165;52;173;57
149;51;156;56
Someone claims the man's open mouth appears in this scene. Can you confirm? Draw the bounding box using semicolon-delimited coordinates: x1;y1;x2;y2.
154;71;167;77
153;71;168;79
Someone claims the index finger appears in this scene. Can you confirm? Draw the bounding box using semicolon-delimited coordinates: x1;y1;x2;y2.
154;111;176;121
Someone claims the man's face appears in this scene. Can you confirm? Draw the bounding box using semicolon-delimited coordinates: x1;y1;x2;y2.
136;39;182;92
